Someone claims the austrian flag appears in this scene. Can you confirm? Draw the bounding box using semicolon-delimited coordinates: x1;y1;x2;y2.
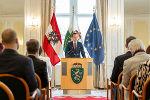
43;13;62;66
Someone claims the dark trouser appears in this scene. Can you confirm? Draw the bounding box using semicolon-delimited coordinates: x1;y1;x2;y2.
30;88;41;100
113;85;117;100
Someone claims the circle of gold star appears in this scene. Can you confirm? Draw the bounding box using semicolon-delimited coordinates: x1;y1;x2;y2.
94;28;95;30
87;34;89;37
95;48;97;51
86;40;88;42
99;46;101;48
90;30;92;32
91;48;93;50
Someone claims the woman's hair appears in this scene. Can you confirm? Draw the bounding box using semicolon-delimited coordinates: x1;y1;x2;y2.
128;39;145;54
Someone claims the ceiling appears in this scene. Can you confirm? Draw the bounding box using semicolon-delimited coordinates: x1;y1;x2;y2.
0;0;24;15
0;0;150;16
125;0;150;15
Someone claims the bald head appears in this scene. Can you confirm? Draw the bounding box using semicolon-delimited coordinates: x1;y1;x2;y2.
1;29;19;50
2;29;17;44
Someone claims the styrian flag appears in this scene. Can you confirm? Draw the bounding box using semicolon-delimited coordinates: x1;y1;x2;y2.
63;12;82;52
43;13;62;66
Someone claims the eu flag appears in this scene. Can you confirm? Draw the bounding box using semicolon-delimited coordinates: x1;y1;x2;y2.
84;13;104;66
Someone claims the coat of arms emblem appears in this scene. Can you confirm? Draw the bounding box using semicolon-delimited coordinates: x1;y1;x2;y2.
71;63;84;84
47;31;59;45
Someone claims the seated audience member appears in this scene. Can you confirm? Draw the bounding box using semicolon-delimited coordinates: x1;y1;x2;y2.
110;36;136;100
0;29;38;95
0;42;4;52
111;36;136;83
134;60;150;97
39;46;52;80
146;45;150;54
26;39;48;88
121;39;150;99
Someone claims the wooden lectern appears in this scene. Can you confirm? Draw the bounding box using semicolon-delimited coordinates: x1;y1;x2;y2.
61;58;94;91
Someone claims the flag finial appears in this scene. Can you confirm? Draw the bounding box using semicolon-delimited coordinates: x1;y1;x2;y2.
72;6;74;15
93;6;96;13
53;3;55;13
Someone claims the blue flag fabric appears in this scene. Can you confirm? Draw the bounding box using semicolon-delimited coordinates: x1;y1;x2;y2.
84;13;104;66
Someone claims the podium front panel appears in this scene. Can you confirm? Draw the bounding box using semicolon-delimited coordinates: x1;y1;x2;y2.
61;58;94;90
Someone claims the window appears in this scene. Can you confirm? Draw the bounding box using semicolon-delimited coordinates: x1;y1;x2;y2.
56;0;96;58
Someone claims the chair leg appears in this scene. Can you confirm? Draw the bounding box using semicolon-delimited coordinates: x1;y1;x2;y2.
111;82;113;100
117;86;120;100
121;87;124;100
50;80;52;99
47;83;50;100
39;94;41;100
35;94;38;100
107;79;109;100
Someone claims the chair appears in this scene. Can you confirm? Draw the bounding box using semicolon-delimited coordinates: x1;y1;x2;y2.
107;72;123;100
0;81;15;100
35;73;52;100
121;72;137;100
132;77;150;100
0;74;38;100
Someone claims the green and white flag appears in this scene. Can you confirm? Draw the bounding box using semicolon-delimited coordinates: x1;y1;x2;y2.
63;7;82;52
63;27;73;51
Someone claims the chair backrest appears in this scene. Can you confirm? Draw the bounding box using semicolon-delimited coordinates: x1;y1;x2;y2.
0;81;15;100
118;72;123;84
35;73;41;90
0;74;30;100
129;72;137;100
143;77;150;100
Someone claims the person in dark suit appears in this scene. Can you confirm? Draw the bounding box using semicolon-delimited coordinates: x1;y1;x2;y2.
0;29;38;95
26;39;48;88
110;36;136;100
65;32;86;58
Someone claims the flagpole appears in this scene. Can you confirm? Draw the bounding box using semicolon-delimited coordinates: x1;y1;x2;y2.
72;5;74;32
52;2;56;90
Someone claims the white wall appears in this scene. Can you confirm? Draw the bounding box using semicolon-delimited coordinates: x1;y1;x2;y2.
125;14;150;48
0;15;24;54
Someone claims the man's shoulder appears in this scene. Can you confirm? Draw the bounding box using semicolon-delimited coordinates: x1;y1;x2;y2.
115;51;132;61
123;55;136;66
39;56;50;63
77;41;83;45
16;54;31;61
35;57;47;66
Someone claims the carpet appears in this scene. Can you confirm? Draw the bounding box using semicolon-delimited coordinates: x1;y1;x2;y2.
52;96;108;100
